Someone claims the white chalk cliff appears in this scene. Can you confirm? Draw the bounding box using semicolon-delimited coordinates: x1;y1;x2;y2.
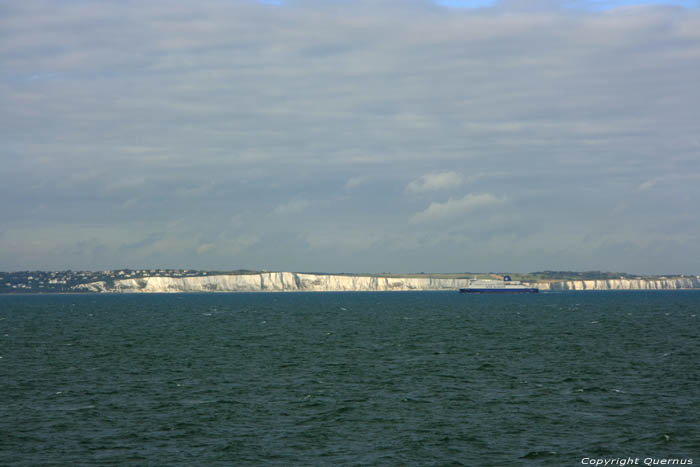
534;277;700;291
74;273;471;293
73;272;700;293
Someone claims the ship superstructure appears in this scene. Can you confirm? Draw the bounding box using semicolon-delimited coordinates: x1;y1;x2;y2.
459;275;539;294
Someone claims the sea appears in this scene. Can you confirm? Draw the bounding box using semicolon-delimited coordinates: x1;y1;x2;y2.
1;291;698;466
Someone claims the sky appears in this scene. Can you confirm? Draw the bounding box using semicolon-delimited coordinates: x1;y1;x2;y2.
1;0;699;274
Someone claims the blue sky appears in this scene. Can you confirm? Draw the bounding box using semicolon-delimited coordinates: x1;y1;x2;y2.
1;0;699;274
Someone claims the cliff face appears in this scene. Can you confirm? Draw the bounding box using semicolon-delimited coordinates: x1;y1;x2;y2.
74;272;472;293
535;277;700;291
74;273;700;293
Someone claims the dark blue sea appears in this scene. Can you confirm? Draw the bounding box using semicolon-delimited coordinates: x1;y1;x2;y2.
1;291;698;466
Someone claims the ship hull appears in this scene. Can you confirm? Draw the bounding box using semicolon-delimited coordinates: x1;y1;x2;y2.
459;288;539;294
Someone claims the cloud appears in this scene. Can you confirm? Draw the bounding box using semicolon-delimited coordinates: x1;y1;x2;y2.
272;199;312;216
411;193;505;223
637;178;660;191
1;0;699;273
305;229;380;251
406;171;465;193
196;243;215;255
636;172;700;192
344;175;373;189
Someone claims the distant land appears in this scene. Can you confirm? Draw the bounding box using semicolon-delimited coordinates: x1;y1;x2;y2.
1;269;699;293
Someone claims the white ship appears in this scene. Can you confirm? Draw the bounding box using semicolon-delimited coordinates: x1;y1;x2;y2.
459;275;539;294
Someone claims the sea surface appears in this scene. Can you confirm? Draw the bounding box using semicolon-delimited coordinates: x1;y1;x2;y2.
1;291;698;466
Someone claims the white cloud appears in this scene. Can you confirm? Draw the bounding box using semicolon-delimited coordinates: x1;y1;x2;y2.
344;176;372;189
411;193;505;223
637;172;700;192
637;178;660;191
406;172;465;193
272;199;312;216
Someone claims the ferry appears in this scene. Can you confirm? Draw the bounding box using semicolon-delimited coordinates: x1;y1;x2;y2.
459;275;539;294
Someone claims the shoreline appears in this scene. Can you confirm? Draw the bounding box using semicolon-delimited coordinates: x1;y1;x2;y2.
3;271;699;294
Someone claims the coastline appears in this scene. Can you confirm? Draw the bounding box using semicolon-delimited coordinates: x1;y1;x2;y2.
72;272;700;294
2;271;699;294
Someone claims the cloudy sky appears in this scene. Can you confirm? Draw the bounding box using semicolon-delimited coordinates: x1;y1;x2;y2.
1;0;699;274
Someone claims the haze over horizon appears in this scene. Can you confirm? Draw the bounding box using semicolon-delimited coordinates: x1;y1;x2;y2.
2;0;699;275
